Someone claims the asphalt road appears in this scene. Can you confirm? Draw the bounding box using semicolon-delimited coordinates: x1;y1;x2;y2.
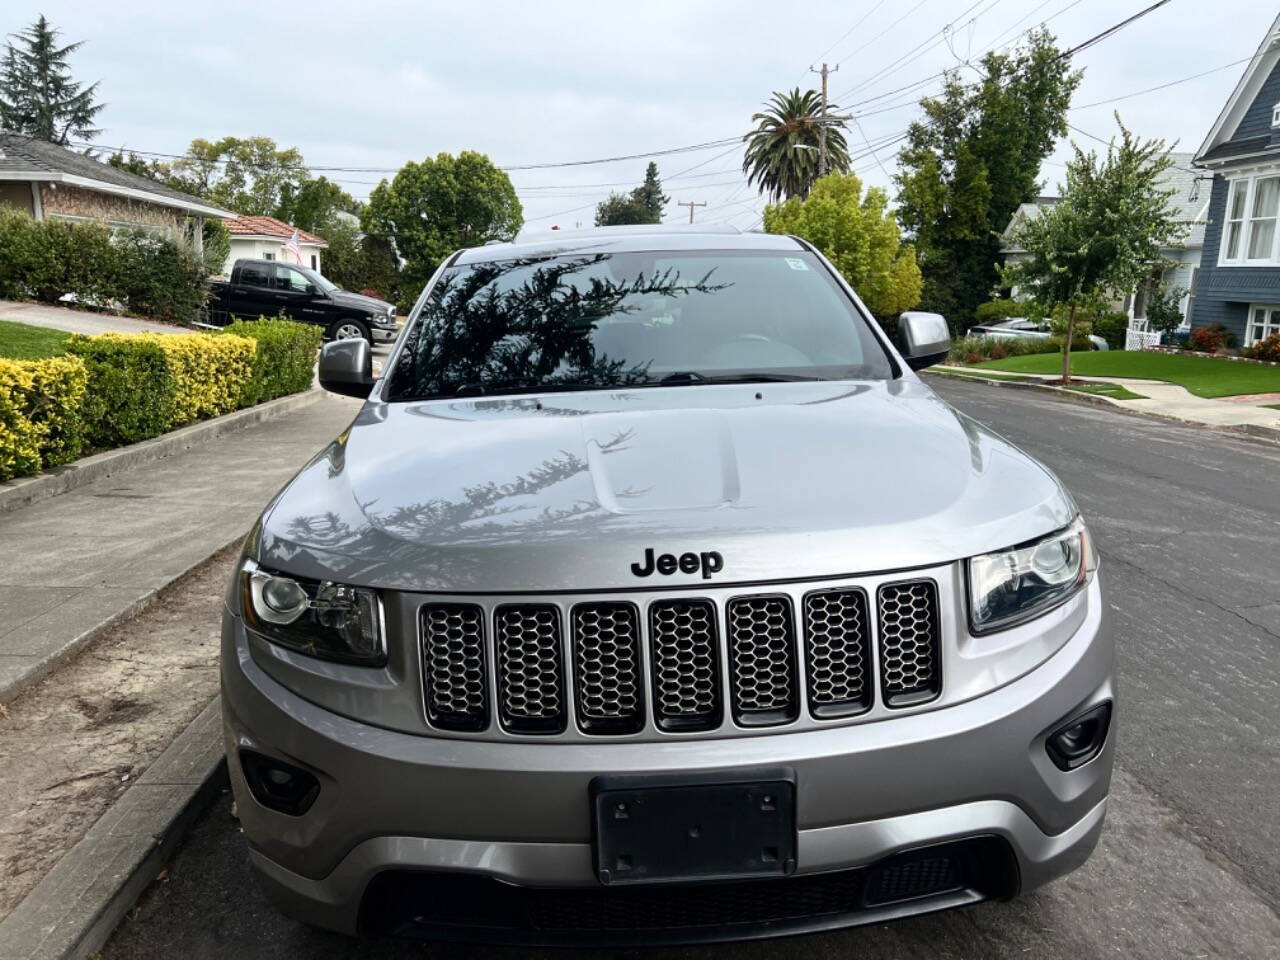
101;379;1280;960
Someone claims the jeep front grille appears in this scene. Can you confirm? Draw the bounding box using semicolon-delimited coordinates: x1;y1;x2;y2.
803;589;872;718
415;569;953;739
876;580;942;707
571;602;643;734
495;604;566;733
649;599;721;731
420;604;489;731
726;595;798;725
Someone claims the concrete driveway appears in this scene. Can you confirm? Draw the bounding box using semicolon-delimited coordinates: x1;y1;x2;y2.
0;300;186;336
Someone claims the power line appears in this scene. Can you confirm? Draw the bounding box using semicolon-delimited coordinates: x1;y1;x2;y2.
831;0;936;68
804;0;891;76
1071;55;1252;109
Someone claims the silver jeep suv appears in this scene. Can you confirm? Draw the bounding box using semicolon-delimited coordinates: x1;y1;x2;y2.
221;226;1114;945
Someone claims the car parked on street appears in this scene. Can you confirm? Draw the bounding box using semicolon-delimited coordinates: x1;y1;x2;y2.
206;258;399;344
221;226;1114;945
970;317;1110;351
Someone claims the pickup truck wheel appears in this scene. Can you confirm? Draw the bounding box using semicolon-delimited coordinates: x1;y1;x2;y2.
329;319;371;343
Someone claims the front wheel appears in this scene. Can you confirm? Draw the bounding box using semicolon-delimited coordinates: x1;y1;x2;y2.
328;318;371;343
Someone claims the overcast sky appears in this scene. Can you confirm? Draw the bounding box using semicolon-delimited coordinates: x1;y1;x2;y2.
9;0;1278;232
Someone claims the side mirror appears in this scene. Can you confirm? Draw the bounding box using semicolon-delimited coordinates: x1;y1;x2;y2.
897;311;950;371
318;339;374;399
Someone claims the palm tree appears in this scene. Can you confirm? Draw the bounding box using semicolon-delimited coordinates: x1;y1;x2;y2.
742;89;851;202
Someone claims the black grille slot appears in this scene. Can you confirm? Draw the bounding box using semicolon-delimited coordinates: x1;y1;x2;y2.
876;580;942;707
649;599;721;732
494;605;566;733
803;589;872;718
572;602;643;734
865;854;961;906
726;595;798;725
420;604;488;731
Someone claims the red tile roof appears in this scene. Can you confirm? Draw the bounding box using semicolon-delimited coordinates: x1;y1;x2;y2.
222;215;326;246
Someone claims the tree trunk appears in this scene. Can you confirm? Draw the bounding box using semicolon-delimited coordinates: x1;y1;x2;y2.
1061;302;1077;386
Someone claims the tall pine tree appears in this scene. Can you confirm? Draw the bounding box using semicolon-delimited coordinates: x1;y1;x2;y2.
595;162;668;226
0;15;104;144
894;29;1079;332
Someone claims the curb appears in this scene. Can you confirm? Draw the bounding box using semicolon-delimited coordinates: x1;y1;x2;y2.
0;698;226;960
925;370;1280;444
0;539;243;705
0;389;323;516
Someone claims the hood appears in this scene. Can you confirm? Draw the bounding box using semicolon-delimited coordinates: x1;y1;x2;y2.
257;379;1075;592
329;289;393;313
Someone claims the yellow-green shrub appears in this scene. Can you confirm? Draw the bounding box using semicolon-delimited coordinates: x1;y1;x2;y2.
0;355;89;481
157;333;255;426
69;331;255;444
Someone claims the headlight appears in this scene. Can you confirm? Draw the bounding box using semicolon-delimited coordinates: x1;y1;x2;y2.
240;559;385;666
967;517;1097;634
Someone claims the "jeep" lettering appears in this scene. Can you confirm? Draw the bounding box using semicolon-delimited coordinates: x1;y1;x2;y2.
630;548;724;580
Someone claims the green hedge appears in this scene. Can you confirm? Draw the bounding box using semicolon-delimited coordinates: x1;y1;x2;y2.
0;208;207;322
0;356;89;481
950;334;1096;363
67;334;174;447
1092;311;1130;350
223;318;322;405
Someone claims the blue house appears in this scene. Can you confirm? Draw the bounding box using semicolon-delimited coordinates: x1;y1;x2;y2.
1192;13;1280;347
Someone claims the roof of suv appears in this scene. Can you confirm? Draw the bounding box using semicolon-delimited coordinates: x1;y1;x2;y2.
454;223;804;265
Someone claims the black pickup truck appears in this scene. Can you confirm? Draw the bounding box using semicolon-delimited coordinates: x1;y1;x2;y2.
206;259;399;343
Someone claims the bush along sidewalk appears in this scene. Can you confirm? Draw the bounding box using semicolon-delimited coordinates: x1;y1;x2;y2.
0;320;319;482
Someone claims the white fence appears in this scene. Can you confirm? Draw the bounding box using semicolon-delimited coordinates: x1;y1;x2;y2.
1125;325;1161;351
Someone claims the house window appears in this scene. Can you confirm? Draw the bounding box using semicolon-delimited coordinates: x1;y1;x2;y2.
1220;174;1280;265
1272;102;1280;129
263;252;275;261
1247;304;1280;345
1248;177;1280;259
310;254;317;270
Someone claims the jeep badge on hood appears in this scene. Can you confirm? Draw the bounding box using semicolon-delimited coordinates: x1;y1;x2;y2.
630;548;724;580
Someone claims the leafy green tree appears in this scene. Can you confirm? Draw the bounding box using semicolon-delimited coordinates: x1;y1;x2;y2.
278;176;357;233
744;89;849;202
595;162;669;226
764;172;922;321
200;219;231;274
895;29;1080;331
361;150;522;293
0;15;104;143
1002;122;1183;383
1145;284;1186;335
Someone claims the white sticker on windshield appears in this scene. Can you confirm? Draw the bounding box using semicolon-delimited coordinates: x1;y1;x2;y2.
785;257;809;271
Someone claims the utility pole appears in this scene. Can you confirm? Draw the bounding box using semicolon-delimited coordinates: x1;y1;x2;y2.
810;62;838;177
678;200;707;224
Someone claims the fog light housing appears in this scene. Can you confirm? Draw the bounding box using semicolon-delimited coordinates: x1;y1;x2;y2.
240;749;320;816
1046;702;1112;771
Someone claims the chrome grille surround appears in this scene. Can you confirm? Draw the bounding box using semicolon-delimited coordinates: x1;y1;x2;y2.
494;604;566;733
649;598;721;732
876;579;942;707
802;588;872;718
571;602;643;734
420;603;488;731
400;561;1085;744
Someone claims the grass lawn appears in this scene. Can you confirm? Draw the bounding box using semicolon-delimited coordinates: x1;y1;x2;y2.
1069;383;1148;401
0;319;72;360
933;368;1040;383
977;351;1280;398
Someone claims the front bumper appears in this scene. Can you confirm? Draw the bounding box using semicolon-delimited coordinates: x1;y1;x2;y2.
370;321;398;343
221;580;1114;941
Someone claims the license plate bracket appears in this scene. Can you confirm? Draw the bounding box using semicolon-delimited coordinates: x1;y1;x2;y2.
590;769;796;885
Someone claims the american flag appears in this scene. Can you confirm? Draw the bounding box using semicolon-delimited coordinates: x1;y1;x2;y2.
283;228;303;265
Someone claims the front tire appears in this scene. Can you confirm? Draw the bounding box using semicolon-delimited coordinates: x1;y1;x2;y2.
328;318;371;343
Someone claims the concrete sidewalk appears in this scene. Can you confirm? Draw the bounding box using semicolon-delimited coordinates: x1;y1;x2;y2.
0;392;360;701
0;299;186;336
932;365;1280;432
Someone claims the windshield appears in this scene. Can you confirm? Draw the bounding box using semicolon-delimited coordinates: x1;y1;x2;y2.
384;249;894;401
304;268;339;293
